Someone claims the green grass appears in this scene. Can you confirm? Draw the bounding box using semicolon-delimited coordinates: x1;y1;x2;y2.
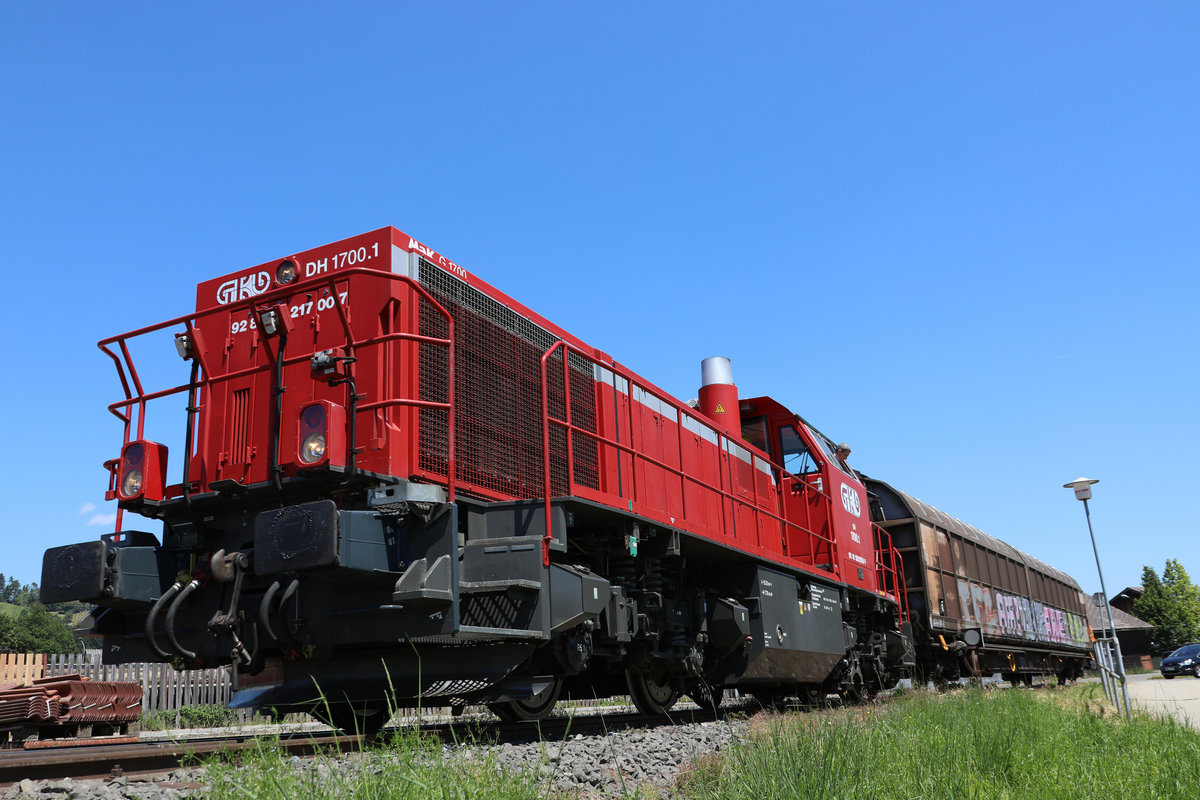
201;727;555;800
0;602;20;619
678;685;1200;800
191;684;1200;799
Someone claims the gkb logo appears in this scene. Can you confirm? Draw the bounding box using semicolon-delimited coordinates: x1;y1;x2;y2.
216;271;271;305
840;483;862;517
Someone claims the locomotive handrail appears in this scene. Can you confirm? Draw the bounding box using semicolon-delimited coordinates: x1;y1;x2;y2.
538;340;839;575
98;268;457;501
789;477;839;572
873;524;909;625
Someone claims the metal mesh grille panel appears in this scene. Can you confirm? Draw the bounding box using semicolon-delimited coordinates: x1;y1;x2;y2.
417;259;599;497
461;592;523;629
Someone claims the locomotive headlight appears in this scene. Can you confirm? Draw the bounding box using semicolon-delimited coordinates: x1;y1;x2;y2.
301;432;327;463
276;259;298;285
119;442;145;498
122;469;144;497
297;401;345;468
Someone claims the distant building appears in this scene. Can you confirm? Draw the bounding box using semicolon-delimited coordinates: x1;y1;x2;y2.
1087;591;1156;669
1109;586;1143;615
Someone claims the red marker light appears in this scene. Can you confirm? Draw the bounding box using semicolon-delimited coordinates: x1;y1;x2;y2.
297;401;345;468
117;440;167;502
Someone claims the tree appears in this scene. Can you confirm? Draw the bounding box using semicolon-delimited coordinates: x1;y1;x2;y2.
0;604;81;654
12;582;39;606
1134;560;1200;653
1163;559;1200;642
0;577;19;604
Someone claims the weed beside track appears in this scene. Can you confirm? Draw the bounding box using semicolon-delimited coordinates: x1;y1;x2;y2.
678;685;1200;800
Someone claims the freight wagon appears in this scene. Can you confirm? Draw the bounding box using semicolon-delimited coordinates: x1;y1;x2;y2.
865;477;1091;684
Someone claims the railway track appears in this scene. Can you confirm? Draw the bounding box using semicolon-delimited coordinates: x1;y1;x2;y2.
0;705;694;787
0;683;1048;790
0;729;346;785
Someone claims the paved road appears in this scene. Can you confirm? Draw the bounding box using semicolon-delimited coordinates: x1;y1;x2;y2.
1121;672;1200;728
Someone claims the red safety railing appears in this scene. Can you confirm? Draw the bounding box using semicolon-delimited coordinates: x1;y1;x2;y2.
873;523;910;627
538;340;839;574
98;268;457;520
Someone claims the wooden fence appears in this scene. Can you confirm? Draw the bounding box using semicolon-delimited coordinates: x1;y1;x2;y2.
0;652;43;687
1;651;246;722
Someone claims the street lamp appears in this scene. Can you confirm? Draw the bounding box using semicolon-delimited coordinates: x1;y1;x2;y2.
1063;477;1132;720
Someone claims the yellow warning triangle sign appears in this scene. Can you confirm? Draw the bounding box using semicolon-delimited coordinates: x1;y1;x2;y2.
714;402;726;414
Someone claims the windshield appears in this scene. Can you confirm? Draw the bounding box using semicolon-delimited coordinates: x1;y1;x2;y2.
805;424;855;477
1169;644;1200;658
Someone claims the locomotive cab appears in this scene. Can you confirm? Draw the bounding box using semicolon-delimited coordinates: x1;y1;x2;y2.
738;396;879;595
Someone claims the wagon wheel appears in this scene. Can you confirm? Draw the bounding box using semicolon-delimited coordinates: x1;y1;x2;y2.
626;665;680;717
750;689;789;711
488;676;563;722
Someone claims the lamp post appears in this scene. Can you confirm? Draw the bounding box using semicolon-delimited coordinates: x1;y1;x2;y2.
1063;477;1132;720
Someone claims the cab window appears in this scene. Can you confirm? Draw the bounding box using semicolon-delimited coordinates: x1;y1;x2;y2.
779;425;818;475
741;415;769;453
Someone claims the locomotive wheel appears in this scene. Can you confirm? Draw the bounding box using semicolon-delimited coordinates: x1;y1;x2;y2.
312;703;388;738
487;677;563;722
626;665;680;717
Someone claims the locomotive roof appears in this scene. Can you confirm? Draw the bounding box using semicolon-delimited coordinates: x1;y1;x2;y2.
863;476;1082;590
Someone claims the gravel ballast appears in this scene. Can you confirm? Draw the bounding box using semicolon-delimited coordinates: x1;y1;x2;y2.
2;716;752;799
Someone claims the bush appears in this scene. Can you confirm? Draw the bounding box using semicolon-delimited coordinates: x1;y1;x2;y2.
142;704;240;730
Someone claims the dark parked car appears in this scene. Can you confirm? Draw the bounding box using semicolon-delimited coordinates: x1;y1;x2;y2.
1160;644;1200;679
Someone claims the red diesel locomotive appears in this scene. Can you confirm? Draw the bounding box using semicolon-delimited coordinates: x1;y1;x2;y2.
39;227;1079;733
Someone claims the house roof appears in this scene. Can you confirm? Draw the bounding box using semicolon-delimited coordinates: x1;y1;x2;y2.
1087;592;1154;633
1111;586;1144;604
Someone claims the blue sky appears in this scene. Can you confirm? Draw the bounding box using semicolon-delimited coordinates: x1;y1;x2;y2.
2;3;1196;602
